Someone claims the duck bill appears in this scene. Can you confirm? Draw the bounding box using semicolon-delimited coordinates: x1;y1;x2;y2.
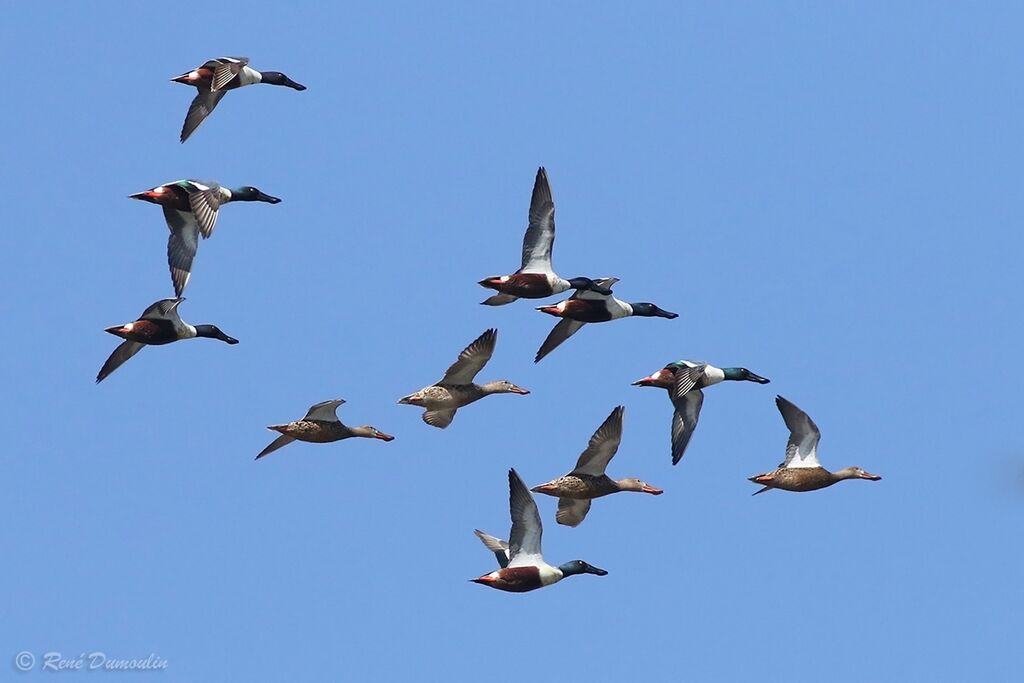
508;385;530;395
859;471;882;481
256;191;282;204
655;308;679;319
641;484;664;495
374;431;395;442
583;564;609;576
284;77;307;91
746;372;771;384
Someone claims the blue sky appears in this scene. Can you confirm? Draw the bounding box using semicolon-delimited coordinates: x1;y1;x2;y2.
2;2;1022;680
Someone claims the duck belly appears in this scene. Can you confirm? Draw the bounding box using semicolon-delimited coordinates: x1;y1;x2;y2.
274;421;345;443
770;468;836;492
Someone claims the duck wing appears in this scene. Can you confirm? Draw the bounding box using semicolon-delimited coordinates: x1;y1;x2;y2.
570;406;624;476
209;56;249;91
422;409;457;429
669;363;707;464
162;206;200;297
520;167;556;274
187;187;223;238
534;318;584;363
507;468;544;568
302;399;345;422
180;88;226;143
440;328;496;384
96;340;144;384
776;395;821;468
138;297;184;321
255;434;296;460
473;529;511;568
555;497;593;527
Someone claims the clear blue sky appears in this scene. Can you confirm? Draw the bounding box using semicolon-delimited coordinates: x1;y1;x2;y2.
2;2;1022;681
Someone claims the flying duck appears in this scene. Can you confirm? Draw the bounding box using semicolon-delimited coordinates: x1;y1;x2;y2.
256;399;395;460
633;360;770;464
96;298;238;383
471;469;608;592
478;167;611;305
531;406;662;527
749;396;882;495
534;278;677;362
172;57;306;142
398;329;529;428
130;179;281;296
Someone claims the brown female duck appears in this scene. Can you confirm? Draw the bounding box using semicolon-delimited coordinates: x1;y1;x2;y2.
256;399;394;460
397;329;529;428
749;396;881;494
531;406;663;526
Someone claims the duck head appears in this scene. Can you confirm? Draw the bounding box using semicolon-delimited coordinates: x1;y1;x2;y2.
230;186;281;204
484;380;530;395
566;277;614;295
629;303;678;319
616;478;664;495
723;367;770;384
358;426;395;442
557;560;609;578
259;71;307;91
194;324;239;344
838;466;882;481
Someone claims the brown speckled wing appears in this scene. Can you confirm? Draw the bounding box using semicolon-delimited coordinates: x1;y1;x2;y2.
440;328;496;384
555;497;592;527
422;409;456;429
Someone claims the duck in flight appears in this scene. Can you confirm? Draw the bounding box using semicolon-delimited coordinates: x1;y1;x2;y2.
633;360;770;464
534;278;677;362
130;179;280;296
256;399;395;460
531;406;662;527
478;167;611;305
398;329;529;428
749;396;882;495
96;298;238;383
172;57;306;142
471;469;608;592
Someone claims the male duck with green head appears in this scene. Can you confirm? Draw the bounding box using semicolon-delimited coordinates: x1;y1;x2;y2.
633;360;770;464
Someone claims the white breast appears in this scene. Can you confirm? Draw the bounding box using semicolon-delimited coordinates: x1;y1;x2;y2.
610;299;633;319
538;564;564;586
703;365;726;386
239;65;262;87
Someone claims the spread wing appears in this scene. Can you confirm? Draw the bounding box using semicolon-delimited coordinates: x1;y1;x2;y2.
440;328;496;384
777;395;821;468
555;497;593;527
255;434;296;460
96;341;145;384
180;88;226;143
534;318;585;363
670;391;704;465
473;529;510;568
570;406;624;476
163;206;200;297
187;188;223;238
520;167;556;274
138;297;184;321
303;399;345;422
573;277;619;300
209;56;249;91
507;469;544;568
422;409;457;429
